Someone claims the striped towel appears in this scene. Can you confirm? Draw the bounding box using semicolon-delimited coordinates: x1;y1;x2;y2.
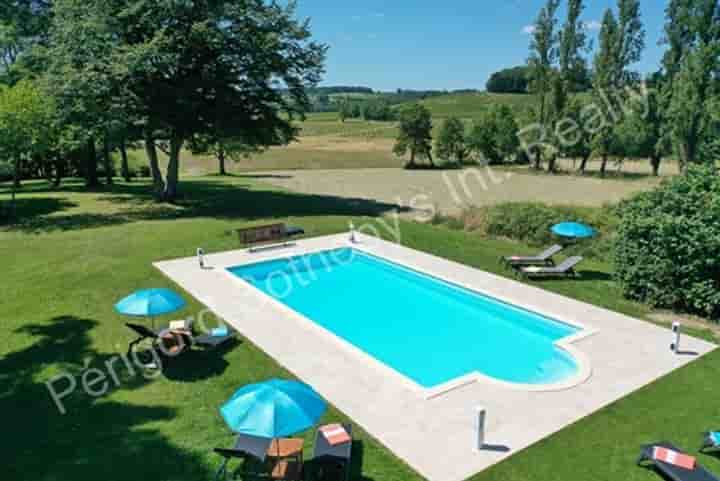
652;447;696;470
320;424;351;446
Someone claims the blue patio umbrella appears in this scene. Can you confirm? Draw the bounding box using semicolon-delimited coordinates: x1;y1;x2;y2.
551;222;596;240
220;379;327;439
115;288;186;327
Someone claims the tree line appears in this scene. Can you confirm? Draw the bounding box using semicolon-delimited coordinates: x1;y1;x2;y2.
0;0;327;210
393;0;719;175
524;0;719;176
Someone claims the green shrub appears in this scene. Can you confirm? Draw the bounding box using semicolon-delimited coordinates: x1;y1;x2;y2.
432;202;617;259
614;165;720;319
0;162;13;182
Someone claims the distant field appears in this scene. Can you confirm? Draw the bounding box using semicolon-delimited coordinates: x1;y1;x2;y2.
420;92;536;119
123;91;674;178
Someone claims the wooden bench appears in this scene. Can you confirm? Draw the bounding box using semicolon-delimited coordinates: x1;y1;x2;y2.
235;223;305;252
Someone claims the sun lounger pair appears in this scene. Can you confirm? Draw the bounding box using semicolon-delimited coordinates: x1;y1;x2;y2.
125;323;235;357
639;441;720;481
214;424;353;481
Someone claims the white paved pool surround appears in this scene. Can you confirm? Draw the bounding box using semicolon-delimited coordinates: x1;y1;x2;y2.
155;233;715;481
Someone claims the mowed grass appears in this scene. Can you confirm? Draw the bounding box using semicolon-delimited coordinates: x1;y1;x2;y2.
2;176;717;481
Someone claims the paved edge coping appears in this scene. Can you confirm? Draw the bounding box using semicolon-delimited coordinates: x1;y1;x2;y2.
162;232;598;399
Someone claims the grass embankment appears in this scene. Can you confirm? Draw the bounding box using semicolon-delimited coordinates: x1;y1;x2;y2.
1;176;717;481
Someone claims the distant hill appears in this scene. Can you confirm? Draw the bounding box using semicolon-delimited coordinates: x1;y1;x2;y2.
417;91;536;119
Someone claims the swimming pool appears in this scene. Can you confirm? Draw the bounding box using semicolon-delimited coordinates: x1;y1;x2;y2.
228;248;581;389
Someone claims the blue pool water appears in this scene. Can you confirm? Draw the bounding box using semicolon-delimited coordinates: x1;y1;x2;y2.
229;248;580;388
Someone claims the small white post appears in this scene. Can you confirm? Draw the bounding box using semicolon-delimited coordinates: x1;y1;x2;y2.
671;321;681;353
475;406;486;451
349;221;356;244
197;248;205;269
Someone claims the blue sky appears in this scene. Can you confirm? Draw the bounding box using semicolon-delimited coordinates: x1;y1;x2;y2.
295;1;668;91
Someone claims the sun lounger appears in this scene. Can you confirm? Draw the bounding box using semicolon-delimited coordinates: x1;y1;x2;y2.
235;223;305;252
125;322;234;356
501;245;563;267
519;256;583;279
701;431;720;453
638;442;720;481
313;423;353;481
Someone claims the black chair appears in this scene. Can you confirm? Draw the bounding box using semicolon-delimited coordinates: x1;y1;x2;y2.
638;441;720;481
313;424;353;481
214;433;273;480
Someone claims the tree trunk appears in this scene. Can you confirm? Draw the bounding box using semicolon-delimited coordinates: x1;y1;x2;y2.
144;134;164;198
53;158;64;187
120;139;131;182
578;154;590;174
650;154;661;177
163;135;183;202
86;138;100;187
600;153;608;178
102;136;113;185
533;149;542;170
10;158;19;219
406;149;416;169
218;147;227;176
12;158;21;188
426;149;435;168
547;154;557;173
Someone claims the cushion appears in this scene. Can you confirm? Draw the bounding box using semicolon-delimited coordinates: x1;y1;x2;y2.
211;326;229;337
319;424;351;446
710;432;720;446
652;447;696;470
523;266;543;273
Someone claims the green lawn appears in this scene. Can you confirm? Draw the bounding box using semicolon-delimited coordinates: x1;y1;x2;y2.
2;176;718;481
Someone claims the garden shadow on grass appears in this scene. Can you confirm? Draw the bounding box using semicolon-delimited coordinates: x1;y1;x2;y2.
2;178;410;234
161;338;240;382
2;315;214;481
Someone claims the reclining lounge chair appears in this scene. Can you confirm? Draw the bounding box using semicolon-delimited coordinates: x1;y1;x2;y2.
501;244;563;267
638;442;720;481
519;256;583;279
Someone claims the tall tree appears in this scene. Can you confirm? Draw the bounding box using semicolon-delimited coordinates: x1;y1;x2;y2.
394;104;434;168
662;0;720;170
527;0;560;170
50;0;326;201
435;117;468;164
547;0;588;172
0;1;52;82
591;0;645;177
0;80;56;216
46;0;125;188
467;105;520;164
592;9;620;177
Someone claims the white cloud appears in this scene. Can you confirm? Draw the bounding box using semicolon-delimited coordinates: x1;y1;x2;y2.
583;20;602;31
522;25;536;35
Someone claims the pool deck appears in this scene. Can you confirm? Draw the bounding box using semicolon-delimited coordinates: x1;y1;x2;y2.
155;233;715;481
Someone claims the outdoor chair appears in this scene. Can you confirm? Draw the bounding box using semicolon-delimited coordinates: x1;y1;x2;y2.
638;441;720;481
501;244;563;267
519;256;583;279
215;434;303;481
312;423;353;481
